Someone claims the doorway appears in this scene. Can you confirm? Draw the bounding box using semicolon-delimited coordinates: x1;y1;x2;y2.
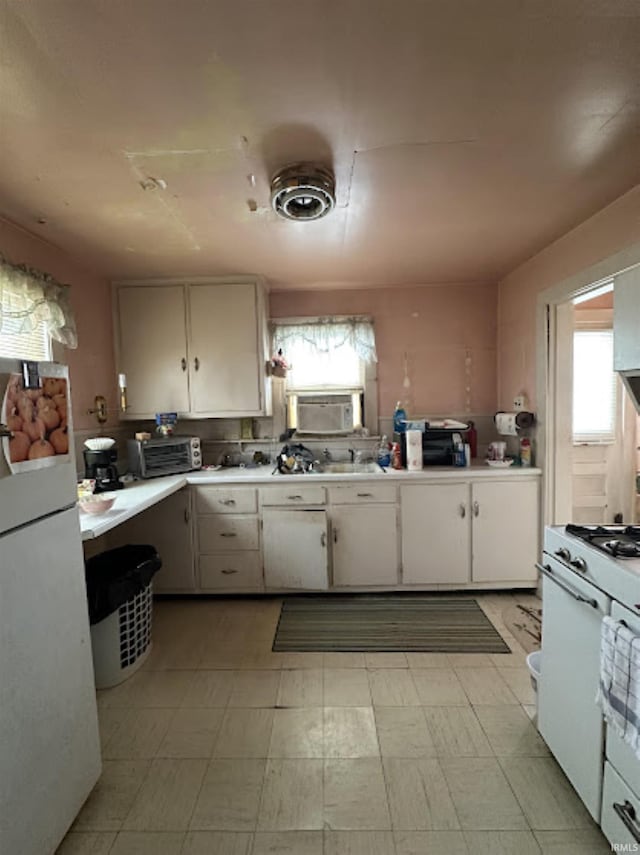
546;280;637;526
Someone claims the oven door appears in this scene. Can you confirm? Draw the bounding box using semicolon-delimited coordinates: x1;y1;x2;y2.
537;553;611;821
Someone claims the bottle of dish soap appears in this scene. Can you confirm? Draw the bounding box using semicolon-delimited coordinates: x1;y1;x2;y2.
377;435;391;468
393;401;407;435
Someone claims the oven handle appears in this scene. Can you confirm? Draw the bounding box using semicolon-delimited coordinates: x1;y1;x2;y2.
535;562;599;609
614;800;640;843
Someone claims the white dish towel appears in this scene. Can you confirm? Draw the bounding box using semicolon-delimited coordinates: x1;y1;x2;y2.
597;615;640;759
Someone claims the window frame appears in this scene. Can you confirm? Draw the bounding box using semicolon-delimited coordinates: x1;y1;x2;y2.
572;309;616;445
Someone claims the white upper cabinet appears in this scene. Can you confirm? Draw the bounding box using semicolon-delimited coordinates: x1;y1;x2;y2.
117;285;190;417
114;277;271;419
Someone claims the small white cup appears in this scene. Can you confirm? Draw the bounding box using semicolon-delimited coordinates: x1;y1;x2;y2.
493;441;506;461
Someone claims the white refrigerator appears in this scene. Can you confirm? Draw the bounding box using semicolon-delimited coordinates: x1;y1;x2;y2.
0;359;101;855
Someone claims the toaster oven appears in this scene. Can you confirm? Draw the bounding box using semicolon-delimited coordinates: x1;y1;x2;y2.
127;436;202;478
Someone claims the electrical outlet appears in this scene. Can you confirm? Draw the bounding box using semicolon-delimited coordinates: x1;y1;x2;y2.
513;395;527;411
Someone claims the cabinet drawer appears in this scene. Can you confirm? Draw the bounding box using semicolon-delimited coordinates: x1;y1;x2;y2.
195;486;257;514
602;761;640;848
329;484;397;504
260;486;326;506
199;552;263;590
198;516;259;552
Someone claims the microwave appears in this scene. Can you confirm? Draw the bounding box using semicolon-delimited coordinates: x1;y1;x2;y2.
293;393;356;434
127;436;202;478
400;428;459;466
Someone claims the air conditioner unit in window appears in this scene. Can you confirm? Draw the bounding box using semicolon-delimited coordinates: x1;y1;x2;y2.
295;393;356;434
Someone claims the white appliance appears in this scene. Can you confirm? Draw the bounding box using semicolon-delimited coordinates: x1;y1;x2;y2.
613;266;640;414
538;524;640;835
293;393;355;434
0;359;101;855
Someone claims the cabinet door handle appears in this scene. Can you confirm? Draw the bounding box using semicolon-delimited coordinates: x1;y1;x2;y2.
357;492;374;498
220;532;237;538
473;501;479;517
220;499;236;506
614;800;640;843
194;357;200;371
181;357;187;371
321;531;326;547
333;528;338;543
184;508;190;524
535;562;598;609
287;495;303;500
459;503;466;518
221;569;238;575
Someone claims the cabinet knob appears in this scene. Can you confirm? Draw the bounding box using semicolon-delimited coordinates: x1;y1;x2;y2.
459;503;466;518
473;501;480;517
181;357;187;371
194;357;200;371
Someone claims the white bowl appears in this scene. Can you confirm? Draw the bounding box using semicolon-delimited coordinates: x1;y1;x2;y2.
84;437;116;451
486;458;514;468
79;495;116;514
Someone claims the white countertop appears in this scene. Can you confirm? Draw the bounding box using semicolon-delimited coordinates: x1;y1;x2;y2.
79;463;541;541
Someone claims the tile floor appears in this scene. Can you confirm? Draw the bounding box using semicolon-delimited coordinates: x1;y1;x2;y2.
58;592;611;854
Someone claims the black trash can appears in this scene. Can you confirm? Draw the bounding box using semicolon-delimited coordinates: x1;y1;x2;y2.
85;544;162;688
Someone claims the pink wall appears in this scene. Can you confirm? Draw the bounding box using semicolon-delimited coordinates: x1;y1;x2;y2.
270;282;498;419
0;218;117;431
498;185;640;411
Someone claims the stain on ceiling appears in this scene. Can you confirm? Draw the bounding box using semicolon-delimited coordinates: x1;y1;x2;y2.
0;0;639;289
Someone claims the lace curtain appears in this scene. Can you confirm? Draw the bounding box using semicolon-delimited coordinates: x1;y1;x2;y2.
272;317;377;363
0;255;78;349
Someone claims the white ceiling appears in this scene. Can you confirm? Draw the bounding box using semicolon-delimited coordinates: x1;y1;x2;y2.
1;0;639;289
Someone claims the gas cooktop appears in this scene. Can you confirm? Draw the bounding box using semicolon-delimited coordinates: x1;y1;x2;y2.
565;524;640;559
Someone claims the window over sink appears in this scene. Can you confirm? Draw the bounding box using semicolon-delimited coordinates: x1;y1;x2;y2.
271;316;378;433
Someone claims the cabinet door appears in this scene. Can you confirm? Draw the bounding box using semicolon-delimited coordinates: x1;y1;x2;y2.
106;488;195;592
401;483;470;584
471;480;539;583
332;505;398;586
263;509;329;590
188;283;262;415
117;285;189;417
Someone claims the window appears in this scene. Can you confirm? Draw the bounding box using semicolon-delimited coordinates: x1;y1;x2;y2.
0;291;51;360
273;316;376;392
272;316;378;431
572;328;616;442
0;255;77;359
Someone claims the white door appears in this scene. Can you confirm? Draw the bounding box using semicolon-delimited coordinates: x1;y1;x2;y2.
188;283;262;415
401;483;470;584
117;285;189;417
332;505;398;586
0;507;101;855
263;509;329;590
107;488;195;592
471;480;539;583
538;556;610;821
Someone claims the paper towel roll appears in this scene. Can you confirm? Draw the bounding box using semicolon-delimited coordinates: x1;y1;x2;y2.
406;429;423;471
495;412;518;436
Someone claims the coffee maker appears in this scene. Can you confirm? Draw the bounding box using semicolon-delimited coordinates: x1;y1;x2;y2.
83;448;124;493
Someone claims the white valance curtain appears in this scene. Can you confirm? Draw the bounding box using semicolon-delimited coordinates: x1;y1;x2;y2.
0;255;78;349
272;317;377;364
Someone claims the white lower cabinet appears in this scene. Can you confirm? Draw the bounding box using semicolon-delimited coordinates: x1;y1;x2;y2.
195;486;263;592
401;477;539;586
107;487;195;593
262;509;329;590
471;479;538;583
401;483;470;585
332;504;398;586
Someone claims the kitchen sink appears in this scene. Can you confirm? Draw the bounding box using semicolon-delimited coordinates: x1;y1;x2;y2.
316;461;385;474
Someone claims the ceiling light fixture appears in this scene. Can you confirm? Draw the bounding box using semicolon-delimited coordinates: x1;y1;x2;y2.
270;163;335;221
